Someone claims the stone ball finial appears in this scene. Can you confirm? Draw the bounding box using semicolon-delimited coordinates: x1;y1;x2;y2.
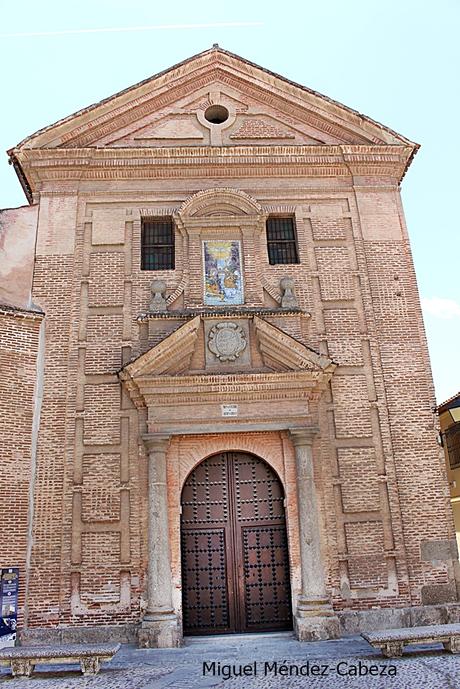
149;279;167;312
280;276;298;308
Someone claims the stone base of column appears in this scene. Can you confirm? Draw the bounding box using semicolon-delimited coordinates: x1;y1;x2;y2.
294;598;341;641
138;611;181;648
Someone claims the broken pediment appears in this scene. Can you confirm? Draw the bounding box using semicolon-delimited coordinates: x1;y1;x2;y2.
12;46;416;152
253;316;336;373
119;312;336;432
119;312;335;402
121;316;201;380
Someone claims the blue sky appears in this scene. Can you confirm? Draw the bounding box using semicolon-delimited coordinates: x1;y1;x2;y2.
1;0;459;403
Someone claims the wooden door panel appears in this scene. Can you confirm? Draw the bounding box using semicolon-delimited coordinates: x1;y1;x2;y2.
181;452;292;635
233;453;285;523
181;528;231;633
241;525;292;631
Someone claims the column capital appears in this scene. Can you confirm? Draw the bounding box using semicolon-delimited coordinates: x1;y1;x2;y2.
289;427;319;447
142;433;171;453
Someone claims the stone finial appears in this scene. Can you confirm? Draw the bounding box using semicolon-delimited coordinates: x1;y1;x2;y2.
149;280;167;312
280;276;298;308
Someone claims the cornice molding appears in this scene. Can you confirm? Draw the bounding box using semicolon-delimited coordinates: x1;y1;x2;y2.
15;143;410;161
131;371;326;403
14;144;413;192
137;306;307;321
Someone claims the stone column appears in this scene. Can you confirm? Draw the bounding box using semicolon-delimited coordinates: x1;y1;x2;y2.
290;428;341;640
138;434;180;648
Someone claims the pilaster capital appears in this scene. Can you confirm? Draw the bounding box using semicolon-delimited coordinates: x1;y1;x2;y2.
142;433;171;454
289;427;319;447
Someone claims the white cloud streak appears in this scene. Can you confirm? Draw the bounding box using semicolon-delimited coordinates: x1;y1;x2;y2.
421;297;460;320
0;22;263;39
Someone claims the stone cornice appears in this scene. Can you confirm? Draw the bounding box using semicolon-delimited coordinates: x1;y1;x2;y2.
130;371;327;407
13;144;413;191
120;366;329;411
137;306;308;322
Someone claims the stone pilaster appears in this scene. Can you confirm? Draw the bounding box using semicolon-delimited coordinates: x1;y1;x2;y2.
138;434;180;648
290;428;341;640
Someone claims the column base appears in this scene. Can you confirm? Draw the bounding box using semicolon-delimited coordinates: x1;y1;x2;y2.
138;611;181;648
294;598;341;641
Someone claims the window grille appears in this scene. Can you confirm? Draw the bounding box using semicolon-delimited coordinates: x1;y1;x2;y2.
266;217;299;265
141;218;175;270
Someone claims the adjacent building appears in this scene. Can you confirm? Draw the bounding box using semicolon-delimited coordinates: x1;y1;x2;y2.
439;393;460;552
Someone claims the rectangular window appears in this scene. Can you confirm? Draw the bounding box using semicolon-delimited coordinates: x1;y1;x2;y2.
141;218;175;270
266;217;299;265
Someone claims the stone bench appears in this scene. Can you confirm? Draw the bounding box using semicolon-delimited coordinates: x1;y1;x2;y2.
0;642;121;677
362;623;460;657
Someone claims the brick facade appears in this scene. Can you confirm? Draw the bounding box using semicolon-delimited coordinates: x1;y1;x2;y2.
1;46;458;645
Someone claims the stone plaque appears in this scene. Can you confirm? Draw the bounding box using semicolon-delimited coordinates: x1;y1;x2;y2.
221;404;238;417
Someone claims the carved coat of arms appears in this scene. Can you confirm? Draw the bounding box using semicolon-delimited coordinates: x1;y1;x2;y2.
207;322;247;362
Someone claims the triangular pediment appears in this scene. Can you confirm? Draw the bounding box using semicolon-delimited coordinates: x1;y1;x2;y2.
119;314;336;420
13;46;416;151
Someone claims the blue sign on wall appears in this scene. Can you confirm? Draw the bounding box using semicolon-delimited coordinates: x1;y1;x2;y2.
0;568;19;648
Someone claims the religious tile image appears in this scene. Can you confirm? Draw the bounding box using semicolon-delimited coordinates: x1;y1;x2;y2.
203;240;244;305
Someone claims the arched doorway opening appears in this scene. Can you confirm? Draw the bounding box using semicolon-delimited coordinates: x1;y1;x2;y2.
180;451;292;635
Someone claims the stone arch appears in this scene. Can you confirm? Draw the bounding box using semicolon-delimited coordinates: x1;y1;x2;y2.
176;432;288;493
165;432;302;640
177;187;264;219
180;447;286;497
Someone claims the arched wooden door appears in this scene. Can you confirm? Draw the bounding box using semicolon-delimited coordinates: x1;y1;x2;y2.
181;452;292;635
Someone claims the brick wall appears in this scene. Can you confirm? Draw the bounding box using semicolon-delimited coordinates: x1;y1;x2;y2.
0;308;42;626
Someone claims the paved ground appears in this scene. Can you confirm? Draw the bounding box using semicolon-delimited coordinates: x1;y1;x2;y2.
1;632;459;688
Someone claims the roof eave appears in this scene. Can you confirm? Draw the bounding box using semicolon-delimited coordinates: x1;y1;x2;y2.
6;150;34;204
